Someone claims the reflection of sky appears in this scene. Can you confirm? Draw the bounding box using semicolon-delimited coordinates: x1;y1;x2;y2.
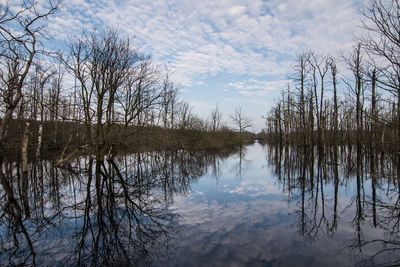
2;143;399;266
153;143;400;267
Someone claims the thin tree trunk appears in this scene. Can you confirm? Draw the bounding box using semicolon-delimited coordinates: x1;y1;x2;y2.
36;124;43;159
21;122;30;219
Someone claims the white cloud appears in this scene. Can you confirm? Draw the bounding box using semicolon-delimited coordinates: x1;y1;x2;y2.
195;81;205;86
28;0;368;131
45;0;364;87
226;79;290;96
227;5;247;18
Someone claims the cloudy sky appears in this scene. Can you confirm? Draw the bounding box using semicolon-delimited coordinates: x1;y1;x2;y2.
44;0;366;131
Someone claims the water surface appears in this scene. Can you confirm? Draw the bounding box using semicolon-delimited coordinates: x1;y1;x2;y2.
1;142;399;266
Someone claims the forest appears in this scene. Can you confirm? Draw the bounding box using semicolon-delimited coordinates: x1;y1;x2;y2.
3;0;399;158
1;0;400;266
262;0;400;156
0;0;256;164
0;3;253;264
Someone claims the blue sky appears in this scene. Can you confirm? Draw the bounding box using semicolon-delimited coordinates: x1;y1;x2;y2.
41;0;365;132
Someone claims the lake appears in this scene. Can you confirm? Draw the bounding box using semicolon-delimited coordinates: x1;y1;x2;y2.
1;141;399;266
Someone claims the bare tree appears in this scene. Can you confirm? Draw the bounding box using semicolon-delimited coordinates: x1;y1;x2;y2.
309;52;329;145
0;1;60;264
0;1;60;147
47;63;64;143
344;43;365;147
63;29;139;154
292;51;311;144
210;103;222;132
329;57;339;135
230;105;253;133
177;100;192;130
117;59;162;129
158;73;179;129
361;0;400;146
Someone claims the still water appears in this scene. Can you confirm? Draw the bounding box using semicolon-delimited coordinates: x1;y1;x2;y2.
1;141;399;266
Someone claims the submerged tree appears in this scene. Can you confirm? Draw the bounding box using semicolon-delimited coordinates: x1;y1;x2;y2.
361;0;400;151
0;1;60;265
263;0;400;152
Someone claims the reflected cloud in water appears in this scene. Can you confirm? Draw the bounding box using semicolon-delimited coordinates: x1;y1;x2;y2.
0;148;238;266
1;143;400;266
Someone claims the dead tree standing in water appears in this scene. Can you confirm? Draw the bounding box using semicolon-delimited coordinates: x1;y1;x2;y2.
0;1;60;264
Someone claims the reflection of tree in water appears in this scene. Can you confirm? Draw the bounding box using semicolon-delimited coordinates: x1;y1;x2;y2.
265;144;400;265
0;148;237;266
231;144;251;180
352;153;400;266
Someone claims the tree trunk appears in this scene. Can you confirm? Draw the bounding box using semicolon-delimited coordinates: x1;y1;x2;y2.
36;124;43;159
21;122;30;219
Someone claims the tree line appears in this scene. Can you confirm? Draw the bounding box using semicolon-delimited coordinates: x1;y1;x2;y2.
0;0;259;161
0;2;255;259
263;0;400;154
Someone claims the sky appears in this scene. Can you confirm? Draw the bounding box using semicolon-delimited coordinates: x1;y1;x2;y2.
40;0;366;132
